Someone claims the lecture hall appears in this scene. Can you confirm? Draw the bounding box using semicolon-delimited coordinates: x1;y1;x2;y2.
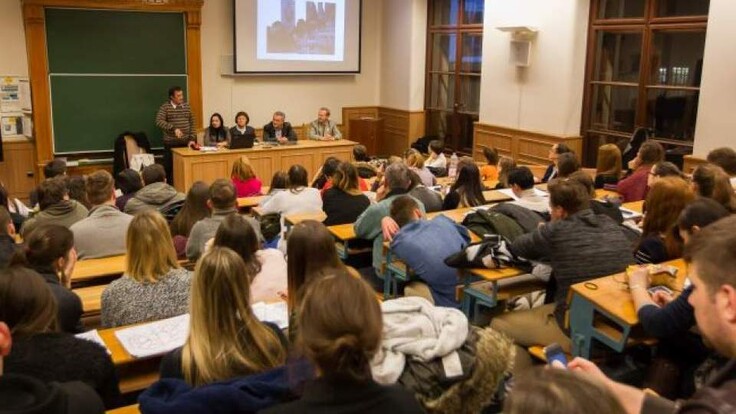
1;0;735;413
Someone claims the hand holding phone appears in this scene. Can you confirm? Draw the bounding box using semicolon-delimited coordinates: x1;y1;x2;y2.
544;343;568;368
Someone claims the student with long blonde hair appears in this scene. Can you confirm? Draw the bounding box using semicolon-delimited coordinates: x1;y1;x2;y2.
263;270;424;414
101;210;192;327
160;247;287;386
231;155;262;197
405;149;436;188
594;144;622;189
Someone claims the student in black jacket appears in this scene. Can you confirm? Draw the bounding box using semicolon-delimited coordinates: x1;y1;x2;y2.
20;225;83;333
0;207;17;269
322;162;370;226
262;270;425;414
0;266;120;409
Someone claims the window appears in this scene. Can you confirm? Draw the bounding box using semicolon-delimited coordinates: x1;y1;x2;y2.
581;0;709;164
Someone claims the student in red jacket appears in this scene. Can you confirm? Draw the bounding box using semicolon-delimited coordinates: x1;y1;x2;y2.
615;141;664;202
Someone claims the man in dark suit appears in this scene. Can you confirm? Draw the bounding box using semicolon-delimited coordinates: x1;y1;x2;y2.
262;111;297;144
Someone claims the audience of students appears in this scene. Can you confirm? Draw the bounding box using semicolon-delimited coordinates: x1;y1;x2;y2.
211;214;287;303
566;171;624;224
230;156;262;197
491;180;634;370
0;182;29;231
312;157;341;191
322;162;370;226
29;159;67;207
387;195;470;307
404;149;436;188
21;177;89;238
70;171;132;260
262;271;425;414
594;143;623;189
21;224;83;333
169;181;210;258
0;265;120;408
556;152;581;179
202;112;229;147
479;147;499;182
186;179;262;261
616;141;665;202
67;176;91;210
507;166;549;214
407;170;443;213
426;139;447;171
691;164;736;212
114;168;143;212
634;177;695;264
159;247;287;385
261;165;322;217
442;160;485;210
101;210;192;327
568;216;736;413
124;164;185;215
542;143;573;182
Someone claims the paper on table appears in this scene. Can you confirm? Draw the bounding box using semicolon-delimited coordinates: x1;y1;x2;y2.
496;188;549;201
76;330;111;355
114;314;190;359
252;301;289;329
619;207;643;220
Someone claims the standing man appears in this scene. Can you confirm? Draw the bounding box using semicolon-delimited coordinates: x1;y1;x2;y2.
262;111;297;144
155;86;195;186
309;107;342;141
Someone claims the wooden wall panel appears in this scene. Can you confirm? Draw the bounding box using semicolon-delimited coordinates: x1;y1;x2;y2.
279;152;316;178
342;107;379;139
342;106;424;157
0;140;37;203
473;122;582;166
682;155;708;175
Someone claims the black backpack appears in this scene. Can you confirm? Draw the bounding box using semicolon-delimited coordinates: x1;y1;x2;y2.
462;209;524;242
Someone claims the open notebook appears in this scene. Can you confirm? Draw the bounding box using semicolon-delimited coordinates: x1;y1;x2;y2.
495;188;549;201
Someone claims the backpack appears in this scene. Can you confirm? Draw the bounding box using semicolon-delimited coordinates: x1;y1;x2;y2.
159;200;185;223
462;209;524;242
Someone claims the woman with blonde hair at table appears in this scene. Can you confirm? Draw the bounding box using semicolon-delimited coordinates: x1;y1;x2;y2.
101;210;191;327
159;247;287;386
594;144;622;189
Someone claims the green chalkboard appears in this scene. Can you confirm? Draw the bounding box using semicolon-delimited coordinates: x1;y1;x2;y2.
50;75;187;153
46;8;186;75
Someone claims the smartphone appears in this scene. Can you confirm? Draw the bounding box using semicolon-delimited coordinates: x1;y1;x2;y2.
543;343;568;367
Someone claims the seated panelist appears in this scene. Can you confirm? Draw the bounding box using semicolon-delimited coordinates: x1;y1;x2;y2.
262;111;297;144
308;107;342;141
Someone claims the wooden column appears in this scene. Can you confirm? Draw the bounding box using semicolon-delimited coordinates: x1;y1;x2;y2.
185;9;203;129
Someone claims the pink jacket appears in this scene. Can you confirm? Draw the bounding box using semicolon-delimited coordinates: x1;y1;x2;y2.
232;177;262;198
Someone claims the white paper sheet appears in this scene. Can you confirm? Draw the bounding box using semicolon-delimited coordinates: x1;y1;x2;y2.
252;301;289;329
75;330;111;355
114;314;190;359
495;188;549;201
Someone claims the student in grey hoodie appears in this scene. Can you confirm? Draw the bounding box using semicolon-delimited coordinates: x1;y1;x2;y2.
21;177;88;238
124;164;184;215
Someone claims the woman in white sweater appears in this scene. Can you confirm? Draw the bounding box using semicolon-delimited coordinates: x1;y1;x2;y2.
260;164;322;216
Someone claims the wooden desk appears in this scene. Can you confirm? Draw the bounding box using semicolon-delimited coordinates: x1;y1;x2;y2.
74;284;105;316
99;325;162;394
483;190;514;203
567;259;687;358
237;195;266;209
596;188;620;199
172;140;358;193
283;211;327;227
107;405;139;414
72;255;126;286
622;200;645;214
427;207;474;223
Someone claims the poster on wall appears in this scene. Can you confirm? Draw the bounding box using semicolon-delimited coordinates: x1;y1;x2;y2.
0;76;31;113
1;114;23;136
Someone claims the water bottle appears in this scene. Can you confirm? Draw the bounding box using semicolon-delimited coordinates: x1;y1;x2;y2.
448;152;459;179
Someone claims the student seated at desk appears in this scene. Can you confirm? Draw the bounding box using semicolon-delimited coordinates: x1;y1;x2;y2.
202;112;229;148
442;159;486;210
71;171;133;260
634;177;694;265
568;216;736;414
479;147;499;182
114;168;142;212
352;145;379;179
541;143;573;183
0;319;105;414
286;221;345;338
21;225;83;333
628;199;730;398
691;164;736;213
408;170;443;213
211;214;287;303
21;177;88;239
506;167;549;214
594;143;623;189
160;247;287;385
101;210;192;328
490;180;634;371
404;149;436;188
231;156;262;197
556;152;581;179
186;179;262;261
355;163;425;280
615;141;665;202
566;171;624;224
426;139;447;173
495;156;517;189
0;266;120;408
123;164;185;215
0;182;29;232
262;271;425;414
706;147;736;187
169;181;210;258
67;176;91;211
386;195;470;308
0;207;18;269
322;162;371;226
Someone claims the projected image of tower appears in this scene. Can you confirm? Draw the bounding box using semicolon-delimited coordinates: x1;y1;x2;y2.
281;0;296;29
267;0;338;55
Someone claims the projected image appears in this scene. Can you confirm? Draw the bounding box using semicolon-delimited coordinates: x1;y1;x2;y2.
257;0;346;62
